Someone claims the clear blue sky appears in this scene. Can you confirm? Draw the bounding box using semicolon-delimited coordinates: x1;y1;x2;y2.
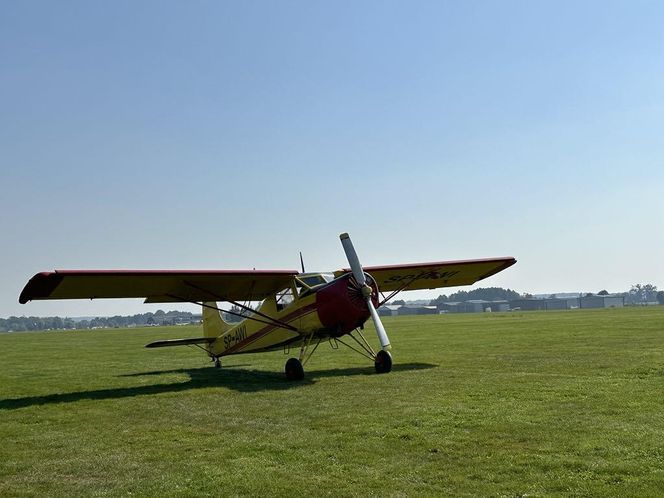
2;1;663;317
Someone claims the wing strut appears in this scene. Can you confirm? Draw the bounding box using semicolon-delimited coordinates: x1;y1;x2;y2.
165;294;299;333
179;280;298;332
377;281;412;307
180;280;298;332
228;300;297;332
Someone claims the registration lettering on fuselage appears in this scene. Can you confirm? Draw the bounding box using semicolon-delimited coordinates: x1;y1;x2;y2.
224;324;247;349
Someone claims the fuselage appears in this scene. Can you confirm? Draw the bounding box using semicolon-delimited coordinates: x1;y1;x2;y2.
209;272;379;357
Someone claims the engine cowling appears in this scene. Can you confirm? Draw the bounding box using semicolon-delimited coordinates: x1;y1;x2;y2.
315;273;379;336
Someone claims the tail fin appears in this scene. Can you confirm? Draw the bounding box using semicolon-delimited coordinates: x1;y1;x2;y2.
202;302;232;338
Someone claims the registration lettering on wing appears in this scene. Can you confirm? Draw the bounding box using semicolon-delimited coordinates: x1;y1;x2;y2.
385;269;460;284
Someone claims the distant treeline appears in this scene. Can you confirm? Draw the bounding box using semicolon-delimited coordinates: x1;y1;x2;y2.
3;285;662;332
429;285;664;306
0;310;201;332
429;287;522;305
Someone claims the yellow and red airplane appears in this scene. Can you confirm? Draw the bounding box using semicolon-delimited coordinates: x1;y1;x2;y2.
19;233;516;380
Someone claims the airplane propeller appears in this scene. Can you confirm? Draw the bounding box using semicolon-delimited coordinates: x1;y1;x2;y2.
339;233;391;351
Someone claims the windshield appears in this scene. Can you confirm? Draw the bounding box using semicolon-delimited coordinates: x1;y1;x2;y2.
295;273;335;297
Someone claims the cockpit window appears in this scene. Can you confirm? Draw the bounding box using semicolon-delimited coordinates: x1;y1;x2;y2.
297;273;335;288
295;273;336;298
299;275;326;287
276;287;294;311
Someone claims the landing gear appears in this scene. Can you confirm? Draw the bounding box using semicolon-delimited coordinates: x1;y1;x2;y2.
213;357;221;368
284;333;321;380
374;350;392;374
332;329;393;374
285;358;304;381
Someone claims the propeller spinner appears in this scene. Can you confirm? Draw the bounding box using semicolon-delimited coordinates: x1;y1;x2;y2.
339;233;391;351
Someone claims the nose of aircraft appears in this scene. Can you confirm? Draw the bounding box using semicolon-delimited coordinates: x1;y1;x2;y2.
315;273;379;335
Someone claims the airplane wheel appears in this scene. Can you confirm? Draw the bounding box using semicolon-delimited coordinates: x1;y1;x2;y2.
285;358;305;381
214;358;221;369
374;350;392;374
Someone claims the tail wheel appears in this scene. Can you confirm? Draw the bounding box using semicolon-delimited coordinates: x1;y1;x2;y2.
374;350;392;374
285;358;305;381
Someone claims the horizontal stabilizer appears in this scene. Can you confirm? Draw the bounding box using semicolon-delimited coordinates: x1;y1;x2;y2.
145;337;215;348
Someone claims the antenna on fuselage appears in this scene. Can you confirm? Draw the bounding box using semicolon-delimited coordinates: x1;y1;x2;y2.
299;252;305;273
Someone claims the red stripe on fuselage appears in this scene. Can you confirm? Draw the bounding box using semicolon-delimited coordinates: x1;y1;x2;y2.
221;303;318;356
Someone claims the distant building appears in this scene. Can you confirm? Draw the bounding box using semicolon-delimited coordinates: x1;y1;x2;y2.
462;300;491;313
579;295;624;309
438;300;510;313
397;305;438;316
485;300;510;312
508;299;547;311
509;295;624;311
438;302;462;313
377;305;402;317
509;297;582;311
543;297;580;310
383;293;626;317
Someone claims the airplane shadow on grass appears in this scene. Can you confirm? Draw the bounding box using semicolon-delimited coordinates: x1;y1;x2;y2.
0;363;437;411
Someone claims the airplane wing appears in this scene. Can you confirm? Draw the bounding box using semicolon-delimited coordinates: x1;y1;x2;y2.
335;257;516;292
19;269;299;304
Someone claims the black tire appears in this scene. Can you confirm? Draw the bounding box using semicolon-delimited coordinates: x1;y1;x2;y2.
285;357;305;381
374;350;392;374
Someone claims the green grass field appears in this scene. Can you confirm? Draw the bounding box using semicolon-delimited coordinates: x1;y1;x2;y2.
1;307;663;497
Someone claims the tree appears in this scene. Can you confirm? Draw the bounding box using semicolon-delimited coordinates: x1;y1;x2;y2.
429;295;448;306
627;284;658;304
224;305;248;323
598;290;609;295
393;299;406;305
657;291;664;305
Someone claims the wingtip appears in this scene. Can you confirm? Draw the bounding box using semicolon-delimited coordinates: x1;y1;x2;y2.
18;272;63;304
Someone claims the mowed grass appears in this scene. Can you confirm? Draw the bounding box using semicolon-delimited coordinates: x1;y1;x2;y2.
1;307;663;497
